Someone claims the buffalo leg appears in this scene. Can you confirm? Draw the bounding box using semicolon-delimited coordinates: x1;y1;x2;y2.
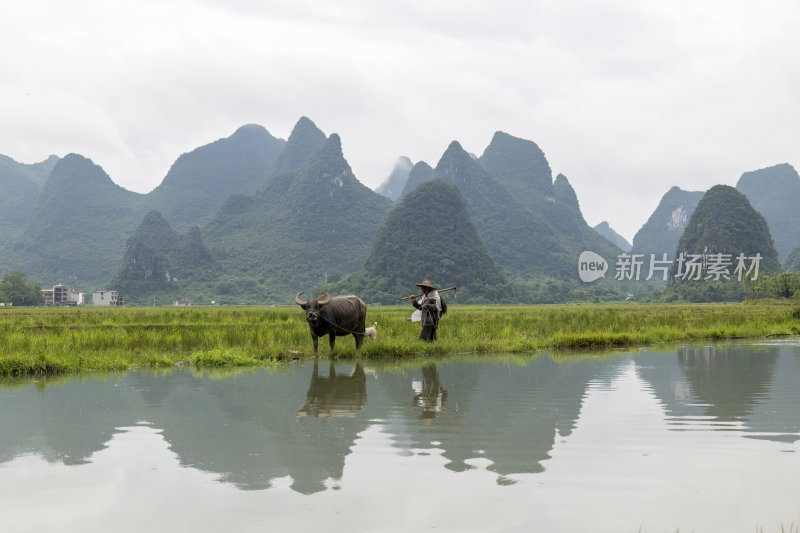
329;334;336;351
311;334;319;354
354;332;364;350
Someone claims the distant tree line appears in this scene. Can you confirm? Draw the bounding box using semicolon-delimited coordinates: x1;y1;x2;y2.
0;270;44;306
746;271;800;300
643;271;800;303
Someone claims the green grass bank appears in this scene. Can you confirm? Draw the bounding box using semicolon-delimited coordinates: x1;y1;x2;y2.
1;302;799;376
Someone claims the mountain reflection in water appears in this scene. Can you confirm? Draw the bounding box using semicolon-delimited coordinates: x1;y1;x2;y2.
1;342;799;498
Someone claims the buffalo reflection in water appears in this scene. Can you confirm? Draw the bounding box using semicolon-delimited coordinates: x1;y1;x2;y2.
297;362;367;418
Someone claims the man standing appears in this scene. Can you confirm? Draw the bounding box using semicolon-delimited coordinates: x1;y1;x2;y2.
410;280;441;342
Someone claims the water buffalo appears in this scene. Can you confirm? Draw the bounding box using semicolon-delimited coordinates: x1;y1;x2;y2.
295;292;367;354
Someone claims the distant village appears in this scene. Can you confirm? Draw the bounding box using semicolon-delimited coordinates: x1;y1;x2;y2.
0;281;204;308
32;284;195;307
40;284;125;306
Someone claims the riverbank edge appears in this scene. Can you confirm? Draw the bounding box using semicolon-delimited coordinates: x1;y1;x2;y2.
1;302;799;376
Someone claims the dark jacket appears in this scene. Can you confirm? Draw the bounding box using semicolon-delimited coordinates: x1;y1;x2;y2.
413;295;440;326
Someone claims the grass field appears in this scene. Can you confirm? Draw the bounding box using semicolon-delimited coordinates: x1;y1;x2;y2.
1;301;799;375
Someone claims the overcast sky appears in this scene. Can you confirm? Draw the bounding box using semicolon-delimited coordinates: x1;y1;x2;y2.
2;0;799;242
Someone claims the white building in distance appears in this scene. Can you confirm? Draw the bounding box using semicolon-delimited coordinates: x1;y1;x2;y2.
92;290;124;306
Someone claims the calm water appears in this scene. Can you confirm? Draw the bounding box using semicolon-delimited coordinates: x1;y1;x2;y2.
1;341;799;532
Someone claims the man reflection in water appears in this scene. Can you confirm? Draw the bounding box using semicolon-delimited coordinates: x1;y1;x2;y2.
413;364;448;421
410;280;441;342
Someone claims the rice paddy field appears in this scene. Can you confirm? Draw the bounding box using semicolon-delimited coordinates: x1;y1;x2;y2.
1;301;799;376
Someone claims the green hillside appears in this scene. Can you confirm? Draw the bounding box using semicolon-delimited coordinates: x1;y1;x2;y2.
110;210;218;304
478;132;621;277
430;139;619;282
0;155;58;249
326;179;513;303
736;163;800;261
203;133;393;303
651;185;781;302
12;154;148;290
783;246;800;273
631;186;704;258
674;185;781;276
269;116;327;177
429;141;560;278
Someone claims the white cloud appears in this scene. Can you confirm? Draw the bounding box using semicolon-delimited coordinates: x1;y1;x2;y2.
1;0;798;240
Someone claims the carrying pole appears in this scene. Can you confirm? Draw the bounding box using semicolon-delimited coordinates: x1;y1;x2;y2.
399;286;457;301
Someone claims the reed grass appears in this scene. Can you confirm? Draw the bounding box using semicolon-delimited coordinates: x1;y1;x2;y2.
1;301;799;376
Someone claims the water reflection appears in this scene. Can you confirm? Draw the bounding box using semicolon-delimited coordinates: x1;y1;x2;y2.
380;357;617;480
635;342;800;442
1;342;800;501
678;344;777;421
151;367;370;494
298;362;368;418
412;364;448;419
0;374;142;466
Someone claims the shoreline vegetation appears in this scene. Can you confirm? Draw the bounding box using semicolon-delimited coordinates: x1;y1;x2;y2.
1;302;799;376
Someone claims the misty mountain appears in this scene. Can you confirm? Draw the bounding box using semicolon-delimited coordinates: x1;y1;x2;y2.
0;153;57;189
674;185;780;275
479;132;621;264
327;179;513;303
478;130;554;200
0;154;59;249
4;115;794;305
10;154;148;288
594;221;631;251
399;161;434;198
735;163;800;261
0;118;328;294
269;116;327;177
424;134;619;281
374;156;412;201
428;140;564;278
631;186;704;258
552;173;605;243
203;132;393;302
149;124;285;228
110;210;217;303
783;246;800;273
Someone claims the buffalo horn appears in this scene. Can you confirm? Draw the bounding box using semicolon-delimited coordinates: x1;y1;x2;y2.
295;292;308;306
316;292;330;306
